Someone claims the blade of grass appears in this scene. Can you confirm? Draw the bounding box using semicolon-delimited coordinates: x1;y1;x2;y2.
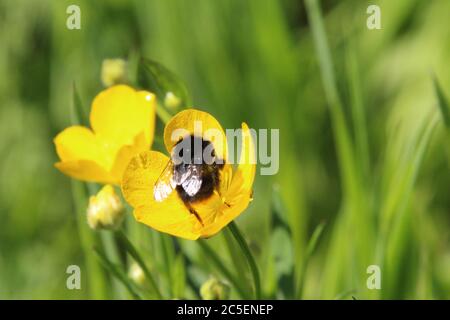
304;0;359;198
346;42;370;183
228;221;261;299
71;82;89;126
156;102;172;124
172;253;187;299
305;0;361;298
160;234;176;297
296;221;326;298
93;247;143;300
344;38;377;299
378;112;440;298
115;229;163;299
431;74;450;164
198;239;249;299
71;180;109;299
69;85;108;299
379;112;440;236
432;73;450;128
222;229;252;296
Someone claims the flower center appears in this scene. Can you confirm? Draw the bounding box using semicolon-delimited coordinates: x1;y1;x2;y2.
172;135;224;204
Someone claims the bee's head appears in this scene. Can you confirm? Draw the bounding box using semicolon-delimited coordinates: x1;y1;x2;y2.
172;135;219;165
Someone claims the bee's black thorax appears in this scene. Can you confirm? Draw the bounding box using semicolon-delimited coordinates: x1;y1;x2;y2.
173;135;224;203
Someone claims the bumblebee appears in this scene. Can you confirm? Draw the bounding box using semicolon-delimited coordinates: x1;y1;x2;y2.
153;135;224;212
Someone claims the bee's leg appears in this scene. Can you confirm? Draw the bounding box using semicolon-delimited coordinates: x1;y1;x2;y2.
185;202;204;226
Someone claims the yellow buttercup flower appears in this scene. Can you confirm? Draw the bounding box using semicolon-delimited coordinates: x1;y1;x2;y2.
54;85;156;185
122;109;256;240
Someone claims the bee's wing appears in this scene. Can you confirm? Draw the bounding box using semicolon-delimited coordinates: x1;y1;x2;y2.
172;163;192;186
181;165;203;197
153;160;176;202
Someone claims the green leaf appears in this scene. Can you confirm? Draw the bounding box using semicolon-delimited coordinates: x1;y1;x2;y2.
270;228;294;298
432;74;450;127
138;58;191;109
270;186;295;297
93;246;143;300
270;185;291;232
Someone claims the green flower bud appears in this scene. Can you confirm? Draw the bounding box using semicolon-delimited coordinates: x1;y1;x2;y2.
200;277;230;300
101;58;127;87
87;185;125;230
128;262;146;286
164;91;182;110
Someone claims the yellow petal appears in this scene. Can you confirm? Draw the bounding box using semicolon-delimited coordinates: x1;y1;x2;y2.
110;132;149;184
228;122;256;195
121;151;201;240
218;163;233;197
90;85;156;147
190;191;224;228
199;122;256;238
54;126;106;164
164;109;228;161
55;160;114;184
54;126;115;182
199;194;252;238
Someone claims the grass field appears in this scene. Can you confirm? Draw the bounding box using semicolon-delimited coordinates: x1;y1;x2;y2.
0;0;450;299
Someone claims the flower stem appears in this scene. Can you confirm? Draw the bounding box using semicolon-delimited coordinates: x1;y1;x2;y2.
156;102;172;124
228;221;261;299
71;180;109;299
115;229;164;299
198;239;249;299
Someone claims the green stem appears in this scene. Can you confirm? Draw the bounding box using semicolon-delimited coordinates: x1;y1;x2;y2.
222;229;253;296
160;234;175;297
228;221;261;299
156;102;172;124
71;180;109;299
198;240;249;299
115;230;164;299
93;247;142;300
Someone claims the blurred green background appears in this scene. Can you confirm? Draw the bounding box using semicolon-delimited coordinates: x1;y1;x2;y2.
1;0;450;299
